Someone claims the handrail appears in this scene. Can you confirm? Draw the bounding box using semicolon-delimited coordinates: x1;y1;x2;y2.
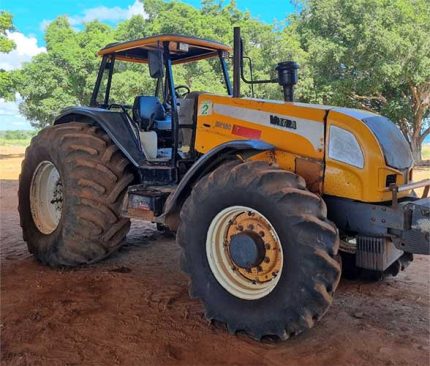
388;179;430;207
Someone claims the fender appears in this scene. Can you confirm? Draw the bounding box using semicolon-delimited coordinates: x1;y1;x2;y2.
54;106;145;167
161;139;274;228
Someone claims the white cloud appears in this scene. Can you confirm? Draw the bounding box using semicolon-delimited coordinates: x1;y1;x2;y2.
0;31;46;71
0;95;32;131
0;31;44;130
69;0;147;24
40;0;148;30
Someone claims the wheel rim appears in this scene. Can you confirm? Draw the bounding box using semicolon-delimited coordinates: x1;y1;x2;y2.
206;206;283;300
30;161;63;234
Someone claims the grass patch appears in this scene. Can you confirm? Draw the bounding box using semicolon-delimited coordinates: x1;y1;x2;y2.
0;130;37;147
422;144;430;160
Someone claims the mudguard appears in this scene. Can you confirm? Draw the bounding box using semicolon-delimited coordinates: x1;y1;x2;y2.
161;139;274;227
54;106;145;167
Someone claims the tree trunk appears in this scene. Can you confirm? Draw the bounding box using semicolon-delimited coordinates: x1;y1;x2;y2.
409;84;428;164
411;138;422;163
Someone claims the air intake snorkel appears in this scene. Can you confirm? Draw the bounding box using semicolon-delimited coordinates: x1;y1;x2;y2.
276;61;299;102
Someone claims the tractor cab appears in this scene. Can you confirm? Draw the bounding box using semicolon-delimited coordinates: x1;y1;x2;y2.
90;34;232;182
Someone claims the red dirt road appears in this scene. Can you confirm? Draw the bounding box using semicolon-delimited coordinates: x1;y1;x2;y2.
1;179;429;365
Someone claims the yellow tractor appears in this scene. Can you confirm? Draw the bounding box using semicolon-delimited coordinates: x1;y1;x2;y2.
19;27;430;340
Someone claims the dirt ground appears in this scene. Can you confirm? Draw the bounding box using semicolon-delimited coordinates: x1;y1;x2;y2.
1;148;429;366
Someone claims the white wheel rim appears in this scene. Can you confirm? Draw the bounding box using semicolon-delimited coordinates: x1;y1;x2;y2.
206;206;283;300
30;161;63;234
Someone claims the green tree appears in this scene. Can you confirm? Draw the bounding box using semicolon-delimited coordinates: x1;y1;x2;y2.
15;0;308;128
0;11;15;52
136;0;307;98
295;0;430;161
0;11;17;100
16;17;115;128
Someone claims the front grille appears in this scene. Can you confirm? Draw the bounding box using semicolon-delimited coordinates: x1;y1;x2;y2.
356;236;403;271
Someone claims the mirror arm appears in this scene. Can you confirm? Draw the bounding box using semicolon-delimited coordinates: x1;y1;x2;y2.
239;39;277;86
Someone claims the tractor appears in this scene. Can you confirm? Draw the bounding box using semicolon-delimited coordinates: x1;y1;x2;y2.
19;27;430;340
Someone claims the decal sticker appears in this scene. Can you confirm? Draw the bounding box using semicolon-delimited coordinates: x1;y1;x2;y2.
270;115;297;129
232;125;262;139
215;121;232;130
199;101;213;116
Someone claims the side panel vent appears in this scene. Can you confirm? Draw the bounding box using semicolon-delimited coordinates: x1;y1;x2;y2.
356;236;403;271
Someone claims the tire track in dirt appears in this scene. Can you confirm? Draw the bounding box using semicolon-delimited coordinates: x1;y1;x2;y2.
1;180;429;366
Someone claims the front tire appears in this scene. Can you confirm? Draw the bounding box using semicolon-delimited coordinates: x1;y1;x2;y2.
18;122;134;267
177;161;341;340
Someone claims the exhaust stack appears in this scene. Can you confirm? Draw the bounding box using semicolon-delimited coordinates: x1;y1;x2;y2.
233;27;241;98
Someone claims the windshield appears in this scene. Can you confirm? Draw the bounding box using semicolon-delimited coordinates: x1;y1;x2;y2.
92;55;230;108
93;60;157;106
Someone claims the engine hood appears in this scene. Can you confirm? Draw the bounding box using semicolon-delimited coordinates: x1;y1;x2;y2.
333;108;413;170
362;115;413;170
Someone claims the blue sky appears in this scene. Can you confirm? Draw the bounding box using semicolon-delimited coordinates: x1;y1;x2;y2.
0;0;296;130
3;0;296;47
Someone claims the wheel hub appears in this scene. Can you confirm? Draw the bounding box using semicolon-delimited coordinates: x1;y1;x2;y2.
206;206;283;300
30;161;63;235
229;231;266;269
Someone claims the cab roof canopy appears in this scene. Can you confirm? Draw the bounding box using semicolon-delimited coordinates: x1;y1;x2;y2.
98;34;232;65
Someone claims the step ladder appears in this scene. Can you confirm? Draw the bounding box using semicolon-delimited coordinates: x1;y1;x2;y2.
122;184;175;221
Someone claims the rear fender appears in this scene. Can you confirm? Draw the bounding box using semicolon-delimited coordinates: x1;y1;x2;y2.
54;106;145;167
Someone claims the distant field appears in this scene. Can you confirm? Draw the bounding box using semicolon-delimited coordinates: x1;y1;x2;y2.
422;144;430;160
0;130;37;147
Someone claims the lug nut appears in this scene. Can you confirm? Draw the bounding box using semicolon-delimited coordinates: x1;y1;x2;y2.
248;224;254;230
264;257;270;263
259;231;265;237
265;243;271;250
237;224;243;231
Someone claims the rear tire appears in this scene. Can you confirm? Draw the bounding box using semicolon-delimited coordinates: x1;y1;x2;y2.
177;160;341;340
18;122;134;267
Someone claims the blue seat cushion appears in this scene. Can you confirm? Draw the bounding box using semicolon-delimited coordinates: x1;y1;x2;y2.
153;117;172;130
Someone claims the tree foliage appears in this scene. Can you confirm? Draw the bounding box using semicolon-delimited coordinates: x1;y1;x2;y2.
0;11;15;53
16;17;115;128
5;0;430;159
0;11;17;101
12;0;307;129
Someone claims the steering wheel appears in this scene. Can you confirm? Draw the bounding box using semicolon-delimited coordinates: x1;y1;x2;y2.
166;85;191;105
175;85;191;98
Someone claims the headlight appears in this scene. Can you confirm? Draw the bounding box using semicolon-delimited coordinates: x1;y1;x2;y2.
328;125;364;168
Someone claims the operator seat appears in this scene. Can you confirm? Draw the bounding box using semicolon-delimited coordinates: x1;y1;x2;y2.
132;96;173;160
132;96;172;131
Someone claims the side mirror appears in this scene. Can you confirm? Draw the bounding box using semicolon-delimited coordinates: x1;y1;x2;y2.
148;50;164;79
